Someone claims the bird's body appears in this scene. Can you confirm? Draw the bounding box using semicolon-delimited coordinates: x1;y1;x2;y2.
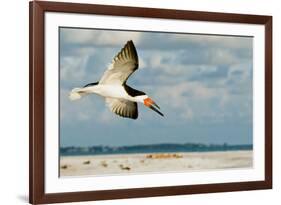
77;84;145;102
69;40;163;119
84;84;130;99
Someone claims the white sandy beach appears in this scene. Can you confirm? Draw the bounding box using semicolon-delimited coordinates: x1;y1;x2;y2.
60;150;253;177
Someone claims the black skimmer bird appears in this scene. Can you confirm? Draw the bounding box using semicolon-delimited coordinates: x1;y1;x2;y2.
69;40;164;119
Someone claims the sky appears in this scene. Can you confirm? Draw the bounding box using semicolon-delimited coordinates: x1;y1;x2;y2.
59;27;253;147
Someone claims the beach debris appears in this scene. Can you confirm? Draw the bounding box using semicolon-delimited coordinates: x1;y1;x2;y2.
140;159;145;163
83;160;91;165
100;160;108;167
119;164;131;171
60;165;68;169
146;153;183;159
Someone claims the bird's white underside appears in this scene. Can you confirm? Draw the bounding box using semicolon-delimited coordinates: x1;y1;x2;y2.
69;85;147;103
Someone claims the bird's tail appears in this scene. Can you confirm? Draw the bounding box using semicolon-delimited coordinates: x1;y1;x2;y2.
69;88;87;101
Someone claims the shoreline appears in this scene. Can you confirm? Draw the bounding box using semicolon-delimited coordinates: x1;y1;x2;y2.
60;150;253;177
60;149;253;157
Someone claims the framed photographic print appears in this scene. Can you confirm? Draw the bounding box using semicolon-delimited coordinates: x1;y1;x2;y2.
29;1;272;204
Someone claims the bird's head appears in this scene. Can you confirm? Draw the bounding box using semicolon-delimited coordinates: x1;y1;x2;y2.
137;95;164;117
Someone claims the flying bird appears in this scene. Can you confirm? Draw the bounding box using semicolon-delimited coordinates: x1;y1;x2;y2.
69;40;164;119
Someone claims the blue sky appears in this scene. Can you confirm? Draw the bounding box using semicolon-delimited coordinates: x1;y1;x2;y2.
59;27;253;147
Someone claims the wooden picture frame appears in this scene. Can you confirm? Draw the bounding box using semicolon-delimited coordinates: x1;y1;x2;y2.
29;1;272;204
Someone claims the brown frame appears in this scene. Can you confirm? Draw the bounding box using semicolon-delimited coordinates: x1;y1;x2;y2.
29;1;272;204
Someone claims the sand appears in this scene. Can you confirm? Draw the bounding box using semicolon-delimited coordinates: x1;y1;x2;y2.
60;150;253;177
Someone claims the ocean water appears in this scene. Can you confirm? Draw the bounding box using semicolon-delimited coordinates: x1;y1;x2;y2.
60;143;253;156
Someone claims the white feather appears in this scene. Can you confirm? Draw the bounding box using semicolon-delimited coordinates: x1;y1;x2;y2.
69;88;83;101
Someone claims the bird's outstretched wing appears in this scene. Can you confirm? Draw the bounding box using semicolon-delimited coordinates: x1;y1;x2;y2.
105;98;138;119
99;40;138;85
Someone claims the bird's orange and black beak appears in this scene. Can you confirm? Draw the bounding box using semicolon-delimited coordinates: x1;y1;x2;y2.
144;98;164;117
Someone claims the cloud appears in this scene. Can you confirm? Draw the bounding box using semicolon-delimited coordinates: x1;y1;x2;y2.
149;76;252;124
150;81;219;122
61;28;142;47
60;55;89;86
137;32;252;53
61;27;252;53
